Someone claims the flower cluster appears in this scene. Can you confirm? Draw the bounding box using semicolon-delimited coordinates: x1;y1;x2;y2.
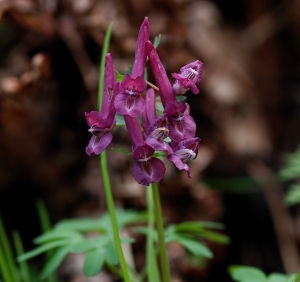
85;17;203;186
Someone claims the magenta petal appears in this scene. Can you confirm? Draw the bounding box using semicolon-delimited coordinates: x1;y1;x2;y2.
146;137;173;155
115;93;145;117
86;132;113;156
85;111;104;127
168;154;191;178
133;157;166;186
146;41;176;107
142;88;156;134
131;17;150;78
169;114;196;142
121;74;146;94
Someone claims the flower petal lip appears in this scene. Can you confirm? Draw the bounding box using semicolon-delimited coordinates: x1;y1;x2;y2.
85;54;117;156
133;157;166;186
168;154;191;178
86;132;113;156
114;93;145;117
167;137;200;178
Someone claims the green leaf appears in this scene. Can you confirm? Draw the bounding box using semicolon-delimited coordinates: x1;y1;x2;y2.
55;218;106;232
0;217;19;282
288;273;300;282
83;248;105;277
104;244;118;265
285;184;300;206
170;221;229;244
134;226;158;242
111;148;131;155
278;146;300;181
115;70;124;82
34;229;83;244
175;96;187;102
173;235;213;258
116;113;126;126
199;229;230;244
17;240;71;262
114;209;148;228
155;101;164;113
229;265;267;282
41;246;71;279
124;66;132;75
12;231;31;282
173;222;207;236
152;152;167;158
267;273;289;282
153;34;161;49
197;221;226;229
70;236;110;253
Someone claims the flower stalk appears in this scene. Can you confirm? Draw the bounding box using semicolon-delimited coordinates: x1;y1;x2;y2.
152;182;171;282
98;24;131;282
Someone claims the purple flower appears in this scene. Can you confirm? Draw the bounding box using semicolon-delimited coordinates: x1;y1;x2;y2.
85;54;117;155
114;17;149;117
142;88;173;154
124;115;166;186
172;60;203;95
114;74;146;117
146;41;196;142
168;137;200;178
132;144;166;186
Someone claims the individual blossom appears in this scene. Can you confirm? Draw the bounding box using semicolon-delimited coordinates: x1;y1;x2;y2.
124;115;166;186
114;17;149;117
142;88;173;154
85;53;117;155
172;60;203;95
146;41;196;142
168;137;200;178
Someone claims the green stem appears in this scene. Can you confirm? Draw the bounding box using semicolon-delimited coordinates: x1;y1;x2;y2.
12;231;31;282
0;217;18;282
98;24;113;110
97;23;130;282
152;182;171;282
100;151;131;282
146;184;161;282
36;200;57;282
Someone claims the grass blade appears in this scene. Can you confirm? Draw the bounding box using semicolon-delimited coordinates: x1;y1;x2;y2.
0;217;18;282
12;230;31;282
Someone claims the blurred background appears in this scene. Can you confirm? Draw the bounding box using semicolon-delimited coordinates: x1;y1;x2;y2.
0;0;300;281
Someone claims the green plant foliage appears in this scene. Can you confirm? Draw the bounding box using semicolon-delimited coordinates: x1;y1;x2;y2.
17;209;148;279
229;265;267;282
153;34;161;49
83;248;106;277
228;265;300;282
135;220;229;260
115;70;124;82
111;147;131;155
285;184;300;206
279;145;300;206
41;246;71;279
279;146;300;182
0;217;19;282
165;221;229;259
